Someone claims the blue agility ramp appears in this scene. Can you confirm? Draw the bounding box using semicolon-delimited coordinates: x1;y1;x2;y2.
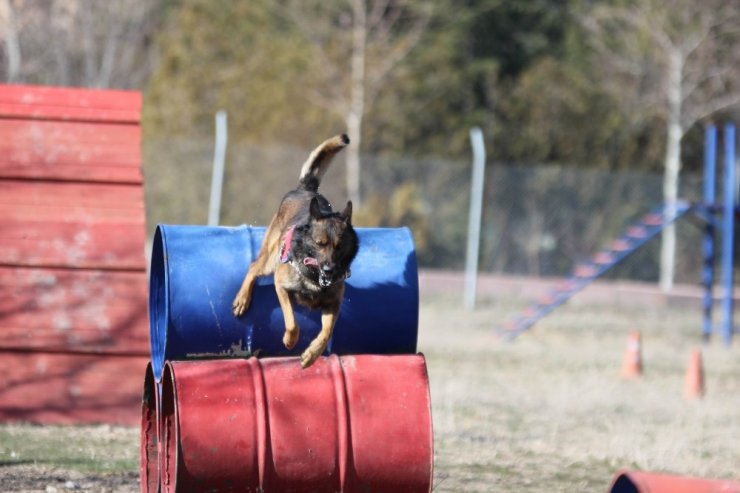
148;225;419;380
497;201;694;340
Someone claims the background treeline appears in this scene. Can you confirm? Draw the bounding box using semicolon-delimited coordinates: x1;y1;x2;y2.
1;0;739;282
144;0;670;168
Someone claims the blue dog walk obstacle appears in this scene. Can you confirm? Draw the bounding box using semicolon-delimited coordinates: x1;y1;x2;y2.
148;224;419;380
498;201;693;340
498;123;738;343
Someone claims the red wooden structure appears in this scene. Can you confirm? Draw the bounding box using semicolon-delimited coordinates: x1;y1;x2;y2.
0;84;148;425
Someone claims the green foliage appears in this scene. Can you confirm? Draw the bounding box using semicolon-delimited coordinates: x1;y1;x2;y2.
144;0;699;169
493;57;667;170
141;0;726;271
355;182;431;252
144;0;340;144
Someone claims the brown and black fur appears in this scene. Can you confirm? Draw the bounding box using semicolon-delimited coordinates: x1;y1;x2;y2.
232;134;358;368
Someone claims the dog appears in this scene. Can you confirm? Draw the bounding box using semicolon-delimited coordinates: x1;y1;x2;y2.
232;134;359;368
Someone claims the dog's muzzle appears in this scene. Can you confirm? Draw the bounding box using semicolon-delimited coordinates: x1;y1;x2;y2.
302;258;350;288
319;265;334;288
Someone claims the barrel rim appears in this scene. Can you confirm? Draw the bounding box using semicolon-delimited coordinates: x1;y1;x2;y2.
148;224;169;380
417;352;435;492
160;361;180;493
139;362;158;493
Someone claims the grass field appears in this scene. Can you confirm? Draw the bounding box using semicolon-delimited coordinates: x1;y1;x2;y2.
422;293;740;492
1;290;739;492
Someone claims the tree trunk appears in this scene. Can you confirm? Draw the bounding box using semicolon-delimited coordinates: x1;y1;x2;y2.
2;0;21;82
346;111;362;206
346;0;366;207
659;47;683;292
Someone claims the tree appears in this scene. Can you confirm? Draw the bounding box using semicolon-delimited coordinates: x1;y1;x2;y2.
0;0;163;89
277;0;432;206
582;0;740;291
0;0;21;82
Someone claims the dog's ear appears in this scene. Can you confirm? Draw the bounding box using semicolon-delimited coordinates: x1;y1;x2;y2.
341;201;353;225
310;197;323;221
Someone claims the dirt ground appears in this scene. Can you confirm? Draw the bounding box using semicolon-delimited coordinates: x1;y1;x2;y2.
2;286;740;492
0;423;139;492
0;465;138;493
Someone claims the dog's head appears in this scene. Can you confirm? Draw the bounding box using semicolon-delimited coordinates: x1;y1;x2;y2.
294;198;359;289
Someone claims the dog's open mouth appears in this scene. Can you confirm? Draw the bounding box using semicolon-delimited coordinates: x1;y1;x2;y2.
318;276;333;288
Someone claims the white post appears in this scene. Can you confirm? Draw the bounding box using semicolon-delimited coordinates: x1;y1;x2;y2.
208;110;228;226
464;127;486;309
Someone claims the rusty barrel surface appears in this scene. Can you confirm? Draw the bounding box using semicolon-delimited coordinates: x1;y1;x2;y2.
149;225;419;380
139;362;158;493
160;354;433;493
608;470;740;493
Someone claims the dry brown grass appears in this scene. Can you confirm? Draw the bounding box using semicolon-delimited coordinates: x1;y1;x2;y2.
421;293;740;492
1;292;739;492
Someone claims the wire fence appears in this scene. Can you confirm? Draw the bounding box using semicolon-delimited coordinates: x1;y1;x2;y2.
143;137;714;285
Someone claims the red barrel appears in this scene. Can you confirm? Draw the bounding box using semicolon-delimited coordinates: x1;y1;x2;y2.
608;470;740;493
160;354;433;493
140;362;159;493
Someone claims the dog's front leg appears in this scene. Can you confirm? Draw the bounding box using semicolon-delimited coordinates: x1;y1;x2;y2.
232;265;259;317
300;293;342;369
233;232;279;317
274;267;300;350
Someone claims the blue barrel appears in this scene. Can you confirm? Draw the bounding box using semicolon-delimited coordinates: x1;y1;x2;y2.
148;224;419;380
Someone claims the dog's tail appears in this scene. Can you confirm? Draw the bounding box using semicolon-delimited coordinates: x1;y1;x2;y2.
298;134;350;191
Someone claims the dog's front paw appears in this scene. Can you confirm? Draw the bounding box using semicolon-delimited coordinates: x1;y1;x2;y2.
232;293;250;317
283;326;300;350
300;340;327;369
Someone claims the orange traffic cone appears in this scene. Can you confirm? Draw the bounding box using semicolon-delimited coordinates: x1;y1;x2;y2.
621;330;642;378
683;348;705;399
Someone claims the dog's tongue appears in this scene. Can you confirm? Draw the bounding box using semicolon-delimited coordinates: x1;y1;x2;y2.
303;257;319;267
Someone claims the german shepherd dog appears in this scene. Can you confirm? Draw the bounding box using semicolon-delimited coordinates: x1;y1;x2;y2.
232;134;358;368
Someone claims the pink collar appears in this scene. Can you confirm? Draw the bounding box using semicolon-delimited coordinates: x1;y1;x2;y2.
280;225;319;267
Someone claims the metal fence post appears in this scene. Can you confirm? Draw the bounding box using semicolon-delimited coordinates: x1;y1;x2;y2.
208;110;228;226
702;125;717;341
464;127;486;310
721;123;736;344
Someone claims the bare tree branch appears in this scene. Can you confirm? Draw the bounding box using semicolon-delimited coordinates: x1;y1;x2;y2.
278;2;347;104
581;0;740;290
366;0;391;31
98;7;125;87
367;4;431;93
685;93;740;130
1;0;162;89
366;1;402;47
276;0;432;205
1;0;21;82
50;2;71;85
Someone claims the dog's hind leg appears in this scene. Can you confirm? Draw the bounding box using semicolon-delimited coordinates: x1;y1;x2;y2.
300;291;343;368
